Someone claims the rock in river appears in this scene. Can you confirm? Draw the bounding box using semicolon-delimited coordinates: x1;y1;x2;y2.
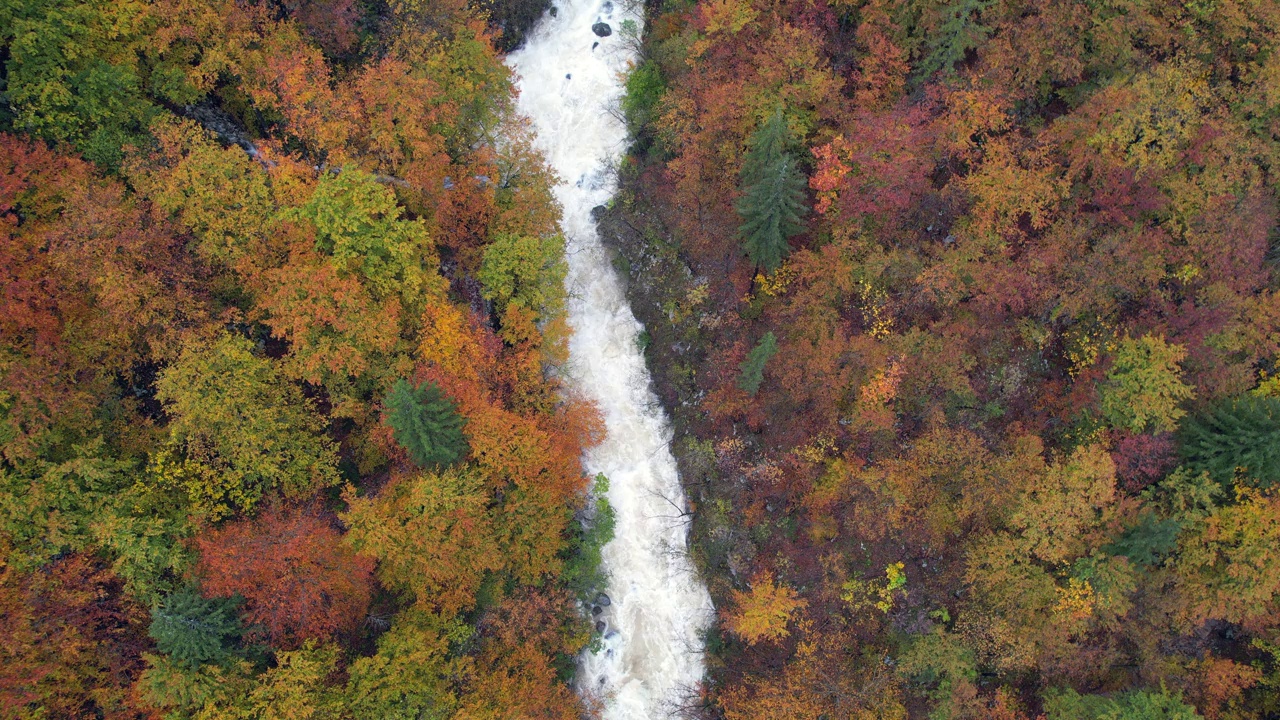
592;21;611;37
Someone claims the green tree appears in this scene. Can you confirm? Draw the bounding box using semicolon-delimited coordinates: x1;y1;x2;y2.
148;589;242;669
738;332;778;396
384;379;469;468
1100;334;1195;434
477;233;567;321
1180;395;1280;488
1044;687;1201;719
622;61;665;140
0;0;161;168
344;609;467;720
153;333;340;519
914;0;996;83
736;110;807;274
210;642;346;720
294;167;438;304
0;441;132;570
560;474;616;600
343;466;499;612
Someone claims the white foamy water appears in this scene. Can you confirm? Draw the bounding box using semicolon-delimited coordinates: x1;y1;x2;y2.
506;3;714;717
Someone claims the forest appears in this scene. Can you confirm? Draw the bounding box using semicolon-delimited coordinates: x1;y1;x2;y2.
2;0;1280;718
606;0;1280;717
0;0;603;717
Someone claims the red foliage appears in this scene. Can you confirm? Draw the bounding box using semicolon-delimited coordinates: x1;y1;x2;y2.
195;507;374;648
0;554;150;719
1110;431;1178;494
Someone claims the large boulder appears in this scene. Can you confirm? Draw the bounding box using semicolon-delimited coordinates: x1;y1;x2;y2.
592;21;611;37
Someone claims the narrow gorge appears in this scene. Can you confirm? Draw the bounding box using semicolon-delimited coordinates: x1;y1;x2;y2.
507;2;714;717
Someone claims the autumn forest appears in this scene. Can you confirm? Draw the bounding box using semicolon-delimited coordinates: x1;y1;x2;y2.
3;0;1280;718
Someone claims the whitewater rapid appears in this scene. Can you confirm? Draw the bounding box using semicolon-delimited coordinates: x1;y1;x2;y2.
506;2;714;717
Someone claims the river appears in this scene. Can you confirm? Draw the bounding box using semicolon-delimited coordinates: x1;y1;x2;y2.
505;2;714;718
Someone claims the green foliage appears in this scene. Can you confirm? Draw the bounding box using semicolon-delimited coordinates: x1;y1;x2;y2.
0;0;161;168
738;332;778;396
840;561;907;613
1043;687;1202;720
137;652;253;717
295;167;436;303
477;233;567;321
897;627;978;720
914;0;996;83
344;609;467;719
225;641;346;720
561;474;617;600
1180;395;1280;488
153;333;340;520
1102;512;1183;567
384;379;469;469
0;440;132;570
91;498;195;605
149;589;243;669
1100;335;1195;434
622;61;665;140
735;110;807;274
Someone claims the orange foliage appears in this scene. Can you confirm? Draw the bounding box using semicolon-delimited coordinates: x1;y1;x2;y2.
195;507;374;648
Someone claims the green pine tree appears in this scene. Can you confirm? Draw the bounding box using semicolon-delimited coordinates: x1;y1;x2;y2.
149;589;242;668
1180;394;1280;488
384;379;469;468
736;110;807;274
738;332;779;396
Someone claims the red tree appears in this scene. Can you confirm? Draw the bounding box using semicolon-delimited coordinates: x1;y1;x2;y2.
195;507;374;648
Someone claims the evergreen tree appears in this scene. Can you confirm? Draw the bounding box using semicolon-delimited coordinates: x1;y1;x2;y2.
384;379;469;468
736;110;807;274
1180;395;1280;488
738;332;779;396
149;589;242;668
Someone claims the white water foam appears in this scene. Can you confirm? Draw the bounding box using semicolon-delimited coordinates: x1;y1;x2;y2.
506;3;714;717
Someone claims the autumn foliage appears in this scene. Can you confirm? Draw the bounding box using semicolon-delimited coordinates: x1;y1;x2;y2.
615;0;1280;716
0;0;598;716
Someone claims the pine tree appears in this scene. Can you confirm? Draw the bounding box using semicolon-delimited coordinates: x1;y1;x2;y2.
149;589;242;668
736;110;807;274
1180;395;1280;488
384;379;469;468
738;332;779;396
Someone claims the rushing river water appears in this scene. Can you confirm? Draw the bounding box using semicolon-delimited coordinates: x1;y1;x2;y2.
506;2;714;717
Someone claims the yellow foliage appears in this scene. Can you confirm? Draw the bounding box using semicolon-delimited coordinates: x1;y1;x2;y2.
419;301;482;381
1053;577;1096;621
724;571;807;645
841;562;907;614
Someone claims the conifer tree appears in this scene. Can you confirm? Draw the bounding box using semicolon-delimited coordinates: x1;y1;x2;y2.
149;589;242;668
738;332;779;396
736;110;807;274
1180;395;1280;488
384;379;469;468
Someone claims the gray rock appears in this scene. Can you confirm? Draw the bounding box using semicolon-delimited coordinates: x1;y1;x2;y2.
595;620;606;633
595;593;611;606
591;605;603;615
592;21;612;37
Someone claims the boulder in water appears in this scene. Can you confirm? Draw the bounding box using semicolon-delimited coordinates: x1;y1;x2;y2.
595;620;606;633
595;593;611;606
602;1;613;13
592;21;612;37
592;41;599;50
591;605;603;615
549;6;558;16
